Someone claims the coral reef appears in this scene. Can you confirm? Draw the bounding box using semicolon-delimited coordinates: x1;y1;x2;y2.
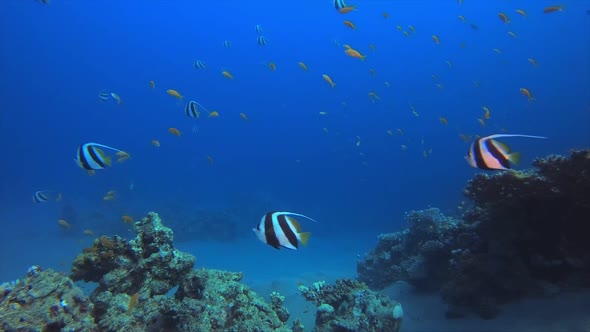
67;211;296;331
0;267;96;331
357;149;590;319
298;279;403;332
357;208;468;290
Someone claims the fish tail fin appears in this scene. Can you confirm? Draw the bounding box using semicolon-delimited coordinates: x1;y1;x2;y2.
299;232;311;246
508;152;521;164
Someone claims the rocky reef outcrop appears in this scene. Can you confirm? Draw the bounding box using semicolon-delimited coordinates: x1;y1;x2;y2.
0;211;303;331
357;149;590;319
0;267;96;331
66;211;298;331
299;279;403;332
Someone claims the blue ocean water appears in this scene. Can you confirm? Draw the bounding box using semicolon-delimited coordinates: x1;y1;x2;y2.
1;1;589;327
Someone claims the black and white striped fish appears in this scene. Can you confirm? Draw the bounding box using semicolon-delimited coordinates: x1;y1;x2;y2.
185;100;207;118
333;0;348;10
98;91;110;102
223;40;232;48
257;36;267;46
32;190;50;203
193;60;206;69
253;211;316;250
465;134;546;170
255;24;263;33
32;190;61;203
75;143;124;171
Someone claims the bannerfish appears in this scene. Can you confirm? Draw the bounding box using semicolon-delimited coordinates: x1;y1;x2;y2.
185;100;207;118
253;211;317;250
33;190;51;203
75;143;125;171
465;134;547;170
333;0;348;10
257;36;267;46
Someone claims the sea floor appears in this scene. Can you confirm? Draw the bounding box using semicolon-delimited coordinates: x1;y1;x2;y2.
1;233;590;332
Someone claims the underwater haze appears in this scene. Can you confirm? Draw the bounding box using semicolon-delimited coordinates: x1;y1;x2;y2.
1;0;590;330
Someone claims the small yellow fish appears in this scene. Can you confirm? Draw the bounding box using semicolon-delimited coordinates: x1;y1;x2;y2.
493;48;502;54
322;74;336;88
151;139;160;147
527;58;537;66
128;293;139;312
368;92;381;102
166;89;182;101
439;117;448;125
168;127;182;136
298;62;308;71
344;48;366;61
209;111;219;118
498;12;510;23
520;87;534;100
122;215;134;224
240;112;248;121
110;93;123;105
269;62;276;71
116;151;131;163
221;70;234;79
83;229;95;236
515;9;527;16
432;35;440;44
482;106;491;120
397;128;404;136
507;31;517;38
149;80;155;89
477;118;486;127
458;15;466;22
343;20;356;29
408;25;416;33
58;219;71;229
543;5;564;14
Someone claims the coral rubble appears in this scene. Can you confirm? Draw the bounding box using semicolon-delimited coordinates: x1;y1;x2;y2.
357;149;590;319
299;279;403;332
0;267;96;331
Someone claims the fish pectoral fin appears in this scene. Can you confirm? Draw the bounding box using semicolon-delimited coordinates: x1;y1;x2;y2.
104;155;112;167
508;152;521;164
298;232;311;246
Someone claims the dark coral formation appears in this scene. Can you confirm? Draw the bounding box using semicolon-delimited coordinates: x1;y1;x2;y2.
357;208;468;291
0;267;96;331
299;279;403;332
357;149;590;319
67;211;296;331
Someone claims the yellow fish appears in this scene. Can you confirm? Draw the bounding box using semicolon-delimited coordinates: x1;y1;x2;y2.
149;80;155;89
209;111;219;118
322;74;335;88
240;112;248;121
298;62;308;71
221;70;234;79
344;48;366;61
166;89;182;100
